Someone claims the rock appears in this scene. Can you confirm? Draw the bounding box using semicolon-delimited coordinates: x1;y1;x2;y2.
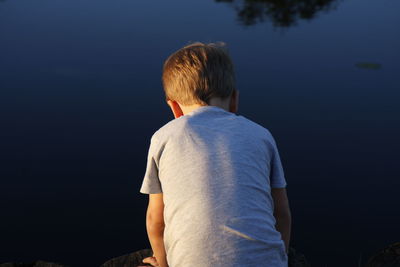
288;247;312;267
101;247;311;267
365;242;400;267
100;249;153;267
1;247;310;267
0;261;68;267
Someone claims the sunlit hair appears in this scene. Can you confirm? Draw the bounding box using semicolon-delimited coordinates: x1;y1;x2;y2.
162;42;235;105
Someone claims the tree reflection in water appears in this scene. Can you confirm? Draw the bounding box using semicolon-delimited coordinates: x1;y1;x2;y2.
216;0;340;27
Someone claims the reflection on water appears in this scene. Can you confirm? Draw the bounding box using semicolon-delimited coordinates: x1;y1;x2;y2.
355;62;382;70
216;0;340;27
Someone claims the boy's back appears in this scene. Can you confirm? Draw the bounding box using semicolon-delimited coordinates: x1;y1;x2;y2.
141;105;288;266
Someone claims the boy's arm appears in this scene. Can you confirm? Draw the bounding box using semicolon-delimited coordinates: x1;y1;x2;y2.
146;193;168;267
271;187;291;253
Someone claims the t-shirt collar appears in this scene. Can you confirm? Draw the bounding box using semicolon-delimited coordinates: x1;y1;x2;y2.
186;105;229;116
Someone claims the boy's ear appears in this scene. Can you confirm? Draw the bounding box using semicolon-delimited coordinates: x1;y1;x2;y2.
229;89;239;114
167;100;184;119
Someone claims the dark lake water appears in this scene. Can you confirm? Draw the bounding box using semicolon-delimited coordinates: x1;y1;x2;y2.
1;0;399;266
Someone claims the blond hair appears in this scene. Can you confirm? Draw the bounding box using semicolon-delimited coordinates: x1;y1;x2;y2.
162;42;235;105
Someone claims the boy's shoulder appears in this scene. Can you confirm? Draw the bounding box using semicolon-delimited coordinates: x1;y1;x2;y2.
238;114;274;138
150;113;190;143
151;107;276;147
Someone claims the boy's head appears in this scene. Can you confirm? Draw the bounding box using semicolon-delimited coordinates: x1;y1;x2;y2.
162;42;236;106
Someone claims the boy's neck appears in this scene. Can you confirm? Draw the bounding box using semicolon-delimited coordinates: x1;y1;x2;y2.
180;98;230;115
168;91;238;119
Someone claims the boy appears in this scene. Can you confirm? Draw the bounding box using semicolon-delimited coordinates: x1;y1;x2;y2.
140;42;291;267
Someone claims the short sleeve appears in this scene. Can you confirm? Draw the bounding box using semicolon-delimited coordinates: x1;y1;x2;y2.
140;136;163;194
270;138;287;188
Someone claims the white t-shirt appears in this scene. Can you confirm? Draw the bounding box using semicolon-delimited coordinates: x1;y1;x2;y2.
140;105;288;267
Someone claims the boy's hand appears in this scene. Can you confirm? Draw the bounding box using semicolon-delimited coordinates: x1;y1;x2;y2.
138;256;159;266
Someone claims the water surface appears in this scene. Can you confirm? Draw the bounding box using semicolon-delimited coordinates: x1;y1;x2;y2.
1;0;399;266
